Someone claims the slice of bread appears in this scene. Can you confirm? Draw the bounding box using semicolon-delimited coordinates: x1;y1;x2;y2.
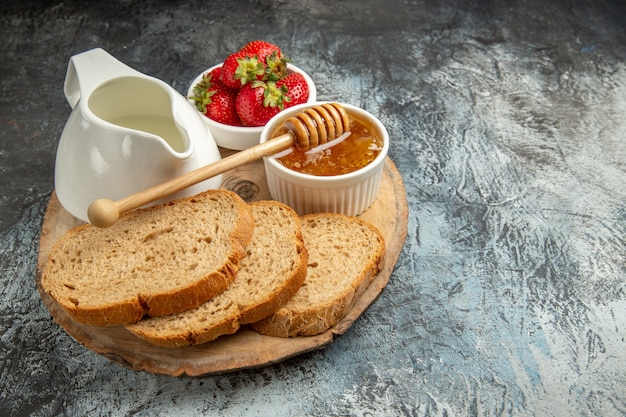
125;200;308;347
41;189;254;326
251;213;385;338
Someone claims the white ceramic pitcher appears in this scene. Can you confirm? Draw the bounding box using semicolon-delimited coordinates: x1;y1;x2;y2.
55;48;222;222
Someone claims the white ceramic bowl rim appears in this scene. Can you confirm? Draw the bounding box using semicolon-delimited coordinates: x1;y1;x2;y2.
260;101;390;185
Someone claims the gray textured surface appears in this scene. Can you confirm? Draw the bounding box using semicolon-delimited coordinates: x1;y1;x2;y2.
1;0;625;416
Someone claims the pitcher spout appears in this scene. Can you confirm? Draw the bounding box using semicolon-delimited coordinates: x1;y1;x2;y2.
87;75;195;159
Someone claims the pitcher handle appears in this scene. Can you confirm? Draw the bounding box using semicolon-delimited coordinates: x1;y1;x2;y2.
63;48;141;109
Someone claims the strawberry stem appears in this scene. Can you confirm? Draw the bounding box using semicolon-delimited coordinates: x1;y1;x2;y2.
190;72;216;113
235;56;265;86
264;51;288;81
257;80;290;110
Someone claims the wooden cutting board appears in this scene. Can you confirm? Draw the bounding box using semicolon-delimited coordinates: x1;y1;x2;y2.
36;155;408;376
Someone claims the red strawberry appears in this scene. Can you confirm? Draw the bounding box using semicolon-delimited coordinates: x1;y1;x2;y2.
235;72;310;126
211;66;223;79
235;81;285;126
241;41;288;80
190;68;242;126
219;51;265;89
240;40;283;64
205;83;241;126
189;68;220;112
277;72;309;108
220;41;288;89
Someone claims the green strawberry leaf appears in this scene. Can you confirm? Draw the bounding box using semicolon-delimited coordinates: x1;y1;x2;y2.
261;81;290;110
235;56;265;86
190;72;217;112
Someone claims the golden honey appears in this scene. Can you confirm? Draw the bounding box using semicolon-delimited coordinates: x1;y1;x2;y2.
271;113;384;176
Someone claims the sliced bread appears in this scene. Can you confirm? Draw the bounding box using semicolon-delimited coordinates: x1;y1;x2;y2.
125;200;308;347
41;189;254;326
251;213;385;338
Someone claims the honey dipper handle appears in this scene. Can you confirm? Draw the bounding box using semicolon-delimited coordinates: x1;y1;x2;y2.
87;133;295;228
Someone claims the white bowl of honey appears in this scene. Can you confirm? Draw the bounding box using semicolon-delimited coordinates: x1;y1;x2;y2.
260;102;389;216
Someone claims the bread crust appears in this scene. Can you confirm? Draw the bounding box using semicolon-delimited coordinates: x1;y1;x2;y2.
125;201;308;347
41;190;254;326
251;213;385;337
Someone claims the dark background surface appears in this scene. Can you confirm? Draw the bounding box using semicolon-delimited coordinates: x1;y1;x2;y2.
1;1;625;416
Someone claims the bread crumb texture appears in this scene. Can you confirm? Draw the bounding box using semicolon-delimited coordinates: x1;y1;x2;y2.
41;190;254;326
125;200;308;347
251;213;385;337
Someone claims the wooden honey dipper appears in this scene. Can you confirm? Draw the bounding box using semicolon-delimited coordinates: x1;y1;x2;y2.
87;102;350;228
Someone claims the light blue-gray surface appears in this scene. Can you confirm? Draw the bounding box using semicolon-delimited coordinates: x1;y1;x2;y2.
1;0;624;416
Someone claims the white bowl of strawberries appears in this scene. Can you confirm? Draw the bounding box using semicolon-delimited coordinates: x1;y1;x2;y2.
187;41;317;150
